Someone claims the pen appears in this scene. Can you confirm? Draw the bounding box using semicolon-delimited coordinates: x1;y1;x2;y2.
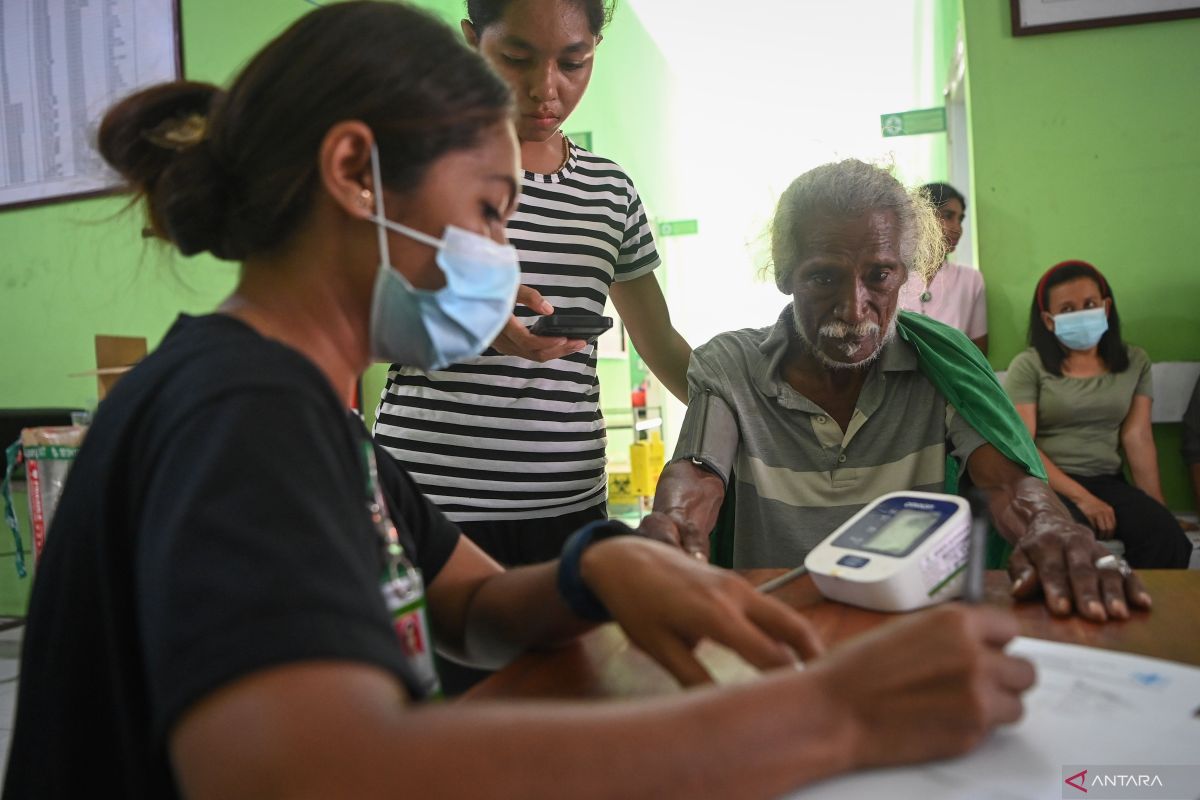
757;563;808;594
963;488;989;604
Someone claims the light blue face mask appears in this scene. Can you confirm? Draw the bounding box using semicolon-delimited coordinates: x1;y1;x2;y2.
365;142;520;370
1052;307;1108;351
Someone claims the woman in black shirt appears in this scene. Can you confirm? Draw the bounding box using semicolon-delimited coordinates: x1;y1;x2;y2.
4;4;1033;798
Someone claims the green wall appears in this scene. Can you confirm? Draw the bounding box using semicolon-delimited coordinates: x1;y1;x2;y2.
961;2;1200;510
0;1;319;412
0;1;674;610
0;0;328;614
911;0;964;182
0;0;668;423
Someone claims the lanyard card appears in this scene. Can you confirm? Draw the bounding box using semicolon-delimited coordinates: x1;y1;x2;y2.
362;438;443;701
381;568;442;701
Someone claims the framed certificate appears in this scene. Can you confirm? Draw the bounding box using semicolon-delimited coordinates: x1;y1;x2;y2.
1011;0;1200;36
0;0;183;210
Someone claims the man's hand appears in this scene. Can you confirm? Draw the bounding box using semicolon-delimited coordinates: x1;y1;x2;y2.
642;461;728;561
811;604;1035;767
966;445;1152;622
580;537;822;686
638;510;711;561
490;286;587;362
1003;506;1152;622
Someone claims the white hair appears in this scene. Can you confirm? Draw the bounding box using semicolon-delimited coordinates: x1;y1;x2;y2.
770;159;945;294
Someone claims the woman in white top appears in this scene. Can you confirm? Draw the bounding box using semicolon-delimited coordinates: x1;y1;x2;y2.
898;182;988;353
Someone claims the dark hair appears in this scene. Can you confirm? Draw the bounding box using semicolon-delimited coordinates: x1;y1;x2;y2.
466;0;616;36
98;1;513;261
921;182;966;211
1027;260;1129;376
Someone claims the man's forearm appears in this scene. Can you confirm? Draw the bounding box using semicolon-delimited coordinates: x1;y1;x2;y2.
990;475;1075;546
650;460;728;555
966;444;1075;544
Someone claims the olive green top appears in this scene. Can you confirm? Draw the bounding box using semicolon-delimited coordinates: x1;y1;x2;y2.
1003;345;1152;477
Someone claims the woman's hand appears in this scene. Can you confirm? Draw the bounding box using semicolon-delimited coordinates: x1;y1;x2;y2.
580;537;822;686
1073;492;1117;537
490;286;587;362
809;604;1035;767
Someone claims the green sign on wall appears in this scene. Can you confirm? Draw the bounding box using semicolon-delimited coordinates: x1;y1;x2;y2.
657;219;699;237
567;131;593;151
880;107;946;137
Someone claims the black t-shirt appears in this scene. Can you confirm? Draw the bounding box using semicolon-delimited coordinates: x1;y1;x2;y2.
3;314;460;799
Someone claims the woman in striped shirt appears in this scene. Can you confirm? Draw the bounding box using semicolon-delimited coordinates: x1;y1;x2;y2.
375;0;691;568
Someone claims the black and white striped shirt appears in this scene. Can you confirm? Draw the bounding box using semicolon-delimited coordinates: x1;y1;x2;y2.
373;140;661;522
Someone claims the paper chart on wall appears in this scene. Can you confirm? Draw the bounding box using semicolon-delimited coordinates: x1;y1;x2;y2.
0;0;179;208
784;637;1200;800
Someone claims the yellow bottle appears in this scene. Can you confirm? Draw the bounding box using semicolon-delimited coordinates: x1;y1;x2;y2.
647;430;664;492
630;439;651;496
629;430;665;497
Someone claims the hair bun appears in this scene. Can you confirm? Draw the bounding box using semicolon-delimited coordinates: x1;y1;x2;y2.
153;141;239;258
98;81;238;258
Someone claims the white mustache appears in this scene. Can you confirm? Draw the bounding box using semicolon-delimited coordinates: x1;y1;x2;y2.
819;320;880;339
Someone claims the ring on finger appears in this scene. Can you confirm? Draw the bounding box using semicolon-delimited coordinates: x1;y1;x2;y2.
1094;553;1132;578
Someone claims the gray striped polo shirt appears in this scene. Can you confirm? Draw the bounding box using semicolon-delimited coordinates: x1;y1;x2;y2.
674;305;986;568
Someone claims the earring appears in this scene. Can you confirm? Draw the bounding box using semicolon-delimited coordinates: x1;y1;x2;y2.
357;188;373;209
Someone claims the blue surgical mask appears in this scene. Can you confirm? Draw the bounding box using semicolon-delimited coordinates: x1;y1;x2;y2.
366;143;519;370
1052;307;1108;351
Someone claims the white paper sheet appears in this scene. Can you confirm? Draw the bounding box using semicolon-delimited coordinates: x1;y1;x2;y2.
785;637;1200;799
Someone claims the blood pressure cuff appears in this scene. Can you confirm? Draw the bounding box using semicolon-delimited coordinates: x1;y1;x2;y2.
669;388;740;487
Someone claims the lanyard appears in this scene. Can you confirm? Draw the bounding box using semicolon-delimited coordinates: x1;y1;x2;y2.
361;439;442;700
362;440;416;582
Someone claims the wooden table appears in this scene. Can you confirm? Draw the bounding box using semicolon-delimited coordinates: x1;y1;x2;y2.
467;570;1200;701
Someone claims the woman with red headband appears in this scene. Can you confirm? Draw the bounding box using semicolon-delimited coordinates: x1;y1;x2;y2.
1003;261;1191;567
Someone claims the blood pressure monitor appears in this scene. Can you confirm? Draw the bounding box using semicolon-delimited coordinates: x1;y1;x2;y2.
803;491;972;612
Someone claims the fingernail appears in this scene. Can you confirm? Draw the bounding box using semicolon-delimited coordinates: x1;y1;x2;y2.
1087;601;1104;618
1056;598;1071;614
1110;601;1128;618
1138;593;1152;608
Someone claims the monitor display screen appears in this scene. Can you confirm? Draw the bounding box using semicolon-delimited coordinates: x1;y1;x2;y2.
863;509;940;555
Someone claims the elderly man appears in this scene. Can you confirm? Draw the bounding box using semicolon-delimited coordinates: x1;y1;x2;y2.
644;160;1150;622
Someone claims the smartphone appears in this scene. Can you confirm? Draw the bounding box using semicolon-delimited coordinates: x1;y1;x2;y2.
529;313;614;342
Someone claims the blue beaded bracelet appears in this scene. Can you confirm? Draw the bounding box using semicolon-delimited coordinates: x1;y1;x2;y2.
556;519;634;622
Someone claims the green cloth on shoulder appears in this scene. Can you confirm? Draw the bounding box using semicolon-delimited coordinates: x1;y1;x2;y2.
895;311;1047;568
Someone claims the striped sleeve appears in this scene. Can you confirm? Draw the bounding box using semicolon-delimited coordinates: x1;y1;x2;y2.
615;181;661;281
